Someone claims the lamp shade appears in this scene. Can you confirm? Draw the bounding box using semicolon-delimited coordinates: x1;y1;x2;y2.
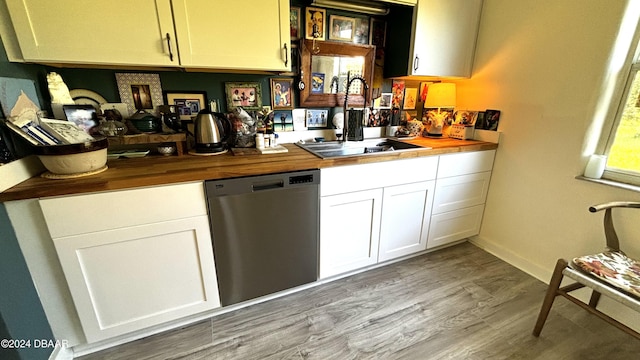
425;83;456;108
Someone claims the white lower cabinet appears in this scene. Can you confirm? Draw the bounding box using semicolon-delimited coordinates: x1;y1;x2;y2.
427;150;495;249
427;204;485;249
378;181;435;262
319;156;439;278
320;189;382;278
39;182;220;343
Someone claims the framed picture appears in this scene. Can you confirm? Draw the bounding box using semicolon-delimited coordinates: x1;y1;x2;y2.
224;82;262;111
354;17;370;45
329;15;355;41
378;93;392;109
0;77;41;123
370;18;386;48
270;78;294;110
392;80;405;109
163;91;208;121
306;109;328;128
475;112;486;129
62;104;98;132
419;82;434;102
305;7;326;40
272;110;294;132
453;110;479;127
290;7;301;40
403;88;418;110
484;109;501;130
311;72;325;94
115;73;163;115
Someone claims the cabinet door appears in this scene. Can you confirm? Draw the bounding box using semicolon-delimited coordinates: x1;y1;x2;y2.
172;0;290;71
54;216;220;343
320;189;382;279
5;0;178;66
378;181;435;262
411;0;483;77
432;172;491;214
427;204;484;249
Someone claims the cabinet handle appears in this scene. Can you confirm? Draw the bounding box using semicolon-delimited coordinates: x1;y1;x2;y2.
166;33;174;62
413;55;419;71
283;43;289;67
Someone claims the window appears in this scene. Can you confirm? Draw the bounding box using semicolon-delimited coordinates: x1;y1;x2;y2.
605;65;640;176
601;6;640;187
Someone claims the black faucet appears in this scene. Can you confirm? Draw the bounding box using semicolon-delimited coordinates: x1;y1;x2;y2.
343;72;371;142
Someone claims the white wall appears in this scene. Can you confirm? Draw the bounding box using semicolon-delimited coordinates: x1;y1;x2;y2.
456;0;640;326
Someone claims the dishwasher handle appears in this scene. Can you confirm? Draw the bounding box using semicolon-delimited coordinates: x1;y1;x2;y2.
252;180;284;192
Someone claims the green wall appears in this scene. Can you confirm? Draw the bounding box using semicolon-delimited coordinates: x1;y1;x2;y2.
0;37;55;360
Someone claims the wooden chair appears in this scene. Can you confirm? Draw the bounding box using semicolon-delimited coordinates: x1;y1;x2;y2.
533;201;640;339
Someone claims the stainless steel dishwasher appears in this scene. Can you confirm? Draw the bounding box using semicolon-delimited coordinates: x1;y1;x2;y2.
205;169;320;306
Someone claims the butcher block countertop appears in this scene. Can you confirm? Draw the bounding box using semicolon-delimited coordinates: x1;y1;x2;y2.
0;137;498;202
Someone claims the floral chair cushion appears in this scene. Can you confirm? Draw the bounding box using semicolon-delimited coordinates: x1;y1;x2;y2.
571;251;640;299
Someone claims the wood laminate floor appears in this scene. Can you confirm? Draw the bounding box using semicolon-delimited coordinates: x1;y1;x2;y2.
78;243;640;360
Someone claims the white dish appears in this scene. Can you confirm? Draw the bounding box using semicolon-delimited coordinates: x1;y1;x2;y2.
69;89;108;107
107;150;150;159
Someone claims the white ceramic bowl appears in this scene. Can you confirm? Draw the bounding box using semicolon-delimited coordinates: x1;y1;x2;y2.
34;137;108;175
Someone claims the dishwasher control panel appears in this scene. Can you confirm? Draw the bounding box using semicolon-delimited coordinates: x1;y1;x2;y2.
289;174;315;185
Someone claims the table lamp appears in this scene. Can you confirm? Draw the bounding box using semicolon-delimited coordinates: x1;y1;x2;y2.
423;83;456;137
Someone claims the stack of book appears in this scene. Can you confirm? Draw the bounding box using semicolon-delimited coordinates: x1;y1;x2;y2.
5;117;95;146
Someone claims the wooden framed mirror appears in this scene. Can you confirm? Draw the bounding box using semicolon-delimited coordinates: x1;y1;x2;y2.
299;40;375;108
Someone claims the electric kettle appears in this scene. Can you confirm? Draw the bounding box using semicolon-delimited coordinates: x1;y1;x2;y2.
193;109;230;153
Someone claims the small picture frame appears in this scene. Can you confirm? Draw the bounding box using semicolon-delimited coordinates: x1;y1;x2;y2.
392;80;405;109
115;73;164;115
353;17;370;45
311;73;325;94
403;88;418;110
270;78;294;110
163;91;208;121
290;7;301;40
329;15;355;41
62;104;98;133
370;18;386;48
484;109;501;130
306;109;328;128
224;82;262;111
305;7;326;40
378;93;392;109
272;110;294;132
419;82;433;102
453;110;479;127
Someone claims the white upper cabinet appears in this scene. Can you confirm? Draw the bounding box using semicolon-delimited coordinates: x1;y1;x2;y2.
172;0;290;71
377;0;418;5
5;0;178;67
386;0;483;78
4;0;291;71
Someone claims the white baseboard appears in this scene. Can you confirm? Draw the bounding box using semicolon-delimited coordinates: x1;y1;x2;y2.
469;235;551;283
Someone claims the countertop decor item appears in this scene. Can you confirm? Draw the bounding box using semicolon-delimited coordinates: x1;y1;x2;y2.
34;137;108;177
115;73;163;115
224;82;262;111
162;91;208;121
128;110;161;133
157;143;176;156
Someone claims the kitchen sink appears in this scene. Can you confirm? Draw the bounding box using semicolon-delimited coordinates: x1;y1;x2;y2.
296;138;428;159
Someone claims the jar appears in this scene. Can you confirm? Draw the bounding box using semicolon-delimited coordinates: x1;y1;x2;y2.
255;133;264;149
